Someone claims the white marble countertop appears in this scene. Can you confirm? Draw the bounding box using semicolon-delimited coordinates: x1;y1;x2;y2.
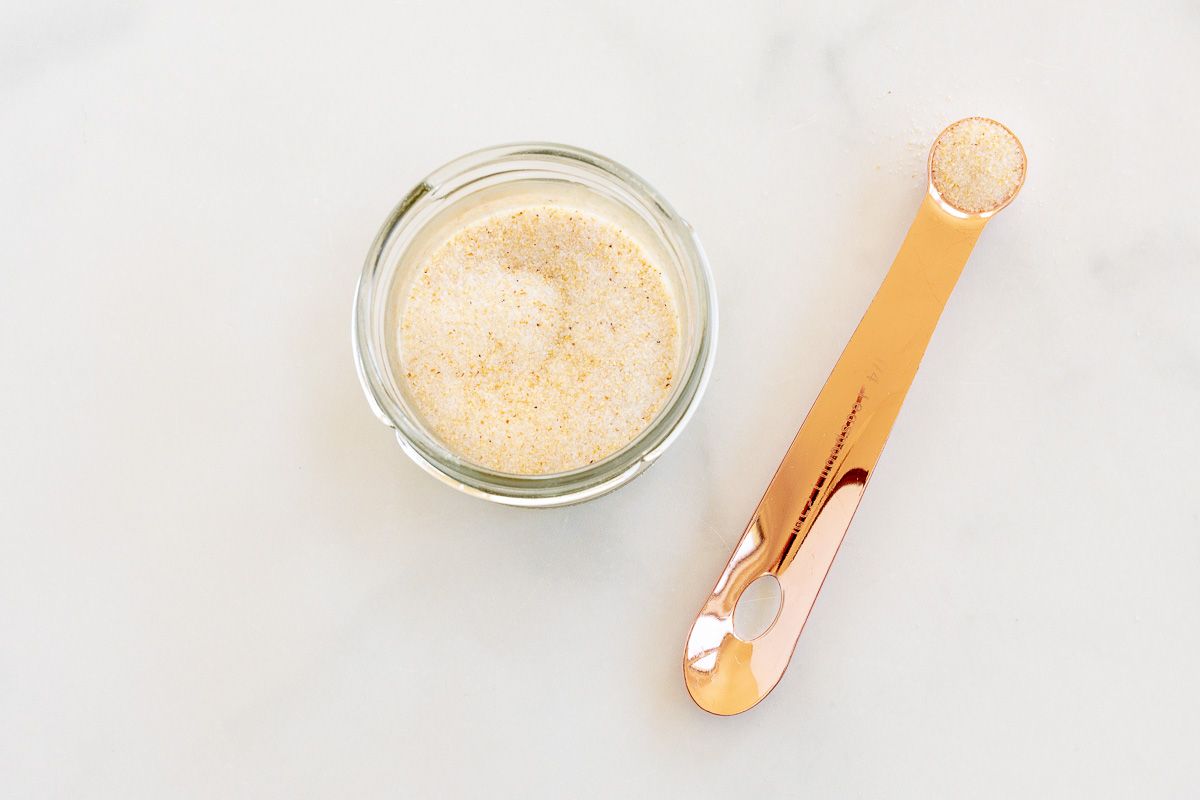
4;1;1198;796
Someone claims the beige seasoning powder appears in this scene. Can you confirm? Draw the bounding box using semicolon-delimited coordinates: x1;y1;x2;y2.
398;205;680;475
930;117;1025;215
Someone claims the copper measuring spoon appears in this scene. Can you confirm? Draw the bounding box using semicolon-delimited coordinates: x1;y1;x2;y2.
684;118;1027;715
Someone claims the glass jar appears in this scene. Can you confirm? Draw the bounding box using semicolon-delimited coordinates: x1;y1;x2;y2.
353;143;717;507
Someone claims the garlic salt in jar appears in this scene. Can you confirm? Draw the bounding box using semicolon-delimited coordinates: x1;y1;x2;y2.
353;144;717;507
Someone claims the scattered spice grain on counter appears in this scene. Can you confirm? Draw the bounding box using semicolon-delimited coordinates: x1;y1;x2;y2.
398;205;680;475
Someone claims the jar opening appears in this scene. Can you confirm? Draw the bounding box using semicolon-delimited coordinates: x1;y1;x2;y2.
354;143;716;506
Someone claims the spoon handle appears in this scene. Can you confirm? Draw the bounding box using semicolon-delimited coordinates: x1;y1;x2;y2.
683;194;986;715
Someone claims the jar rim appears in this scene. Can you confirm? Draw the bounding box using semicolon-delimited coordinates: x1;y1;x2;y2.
353;142;717;507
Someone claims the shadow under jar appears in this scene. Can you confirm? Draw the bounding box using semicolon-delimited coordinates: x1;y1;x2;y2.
354;143;717;507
